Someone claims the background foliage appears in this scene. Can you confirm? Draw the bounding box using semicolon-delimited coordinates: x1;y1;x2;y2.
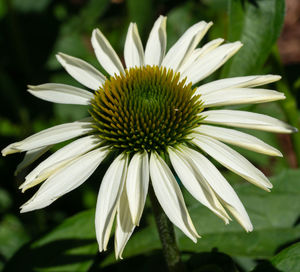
0;0;300;271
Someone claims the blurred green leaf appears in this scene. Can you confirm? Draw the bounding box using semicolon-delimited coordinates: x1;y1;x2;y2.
103;169;300;265
4;210;97;272
0;188;12;212
294;77;300;90
12;0;50;13
0;0;7;18
271;242;300;272
166;2;203;49
47;0;110;70
0;118;23;137
126;0;154;40
0;214;29;270
222;0;285;77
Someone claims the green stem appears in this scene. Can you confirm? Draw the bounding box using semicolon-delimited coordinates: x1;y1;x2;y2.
149;185;186;272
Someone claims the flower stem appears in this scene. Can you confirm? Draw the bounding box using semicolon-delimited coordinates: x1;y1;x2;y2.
149;184;186;272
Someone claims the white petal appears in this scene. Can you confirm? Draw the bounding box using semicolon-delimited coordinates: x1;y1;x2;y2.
14;145;52;176
2;118;95;155
192;135;272;190
150;152;199;242
23;157;77;191
20;147;108;213
145;16;167;66
195;125;282;156
196;75;282;96
202;110;296;133
28;83;94;105
181;42;243;85
182;146;252;232
124;23;144;68
56;53;106;90
20;135;101;192
168;147;230;223
95;154;128;252
178;38;224;74
126;151;149;225
202;88;285;107
115;188;135;259
162;21;212;71
91;28;124;76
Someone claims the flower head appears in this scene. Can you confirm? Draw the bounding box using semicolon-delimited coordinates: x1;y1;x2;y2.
2;16;296;258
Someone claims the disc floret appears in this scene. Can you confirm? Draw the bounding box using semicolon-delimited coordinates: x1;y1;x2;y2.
90;65;204;153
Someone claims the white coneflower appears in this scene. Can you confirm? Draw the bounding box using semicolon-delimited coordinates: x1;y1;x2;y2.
2;16;296;259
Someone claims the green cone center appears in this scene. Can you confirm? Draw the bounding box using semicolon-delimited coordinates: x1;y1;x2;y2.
90;65;204;153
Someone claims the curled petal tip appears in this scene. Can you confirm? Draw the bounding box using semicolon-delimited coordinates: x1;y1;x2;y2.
236;41;243;47
2;144;20;156
277;151;283;158
19;206;27;214
274;75;282;81
247;226;254;233
292;127;298;133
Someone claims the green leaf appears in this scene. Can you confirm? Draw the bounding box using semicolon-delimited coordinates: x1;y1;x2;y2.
271;242;300;272
181;169;300;257
0;214;29;270
4;210;98;272
222;0;285;77
103;169;300;264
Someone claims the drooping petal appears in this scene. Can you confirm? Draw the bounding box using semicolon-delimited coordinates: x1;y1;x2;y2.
181;42;242;85
145;15;167;66
202;110;297;133
182;146;252;232
201;88;285;107
20;147;108;213
126;151;149;225
2;118;95;155
124;23;144;68
20;135;101;192
95;154;128;252
114;188;135;259
192;135;272;190
150;152;199;242
196;75;281;96
27;83;94;105
91;28;125;76
162;21;212;71
56;53;106;90
195;125;282;156
178;38;224;74
168;147;230;223
14;145;52;176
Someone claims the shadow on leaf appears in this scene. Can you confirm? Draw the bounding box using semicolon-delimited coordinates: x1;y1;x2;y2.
3;238;97;272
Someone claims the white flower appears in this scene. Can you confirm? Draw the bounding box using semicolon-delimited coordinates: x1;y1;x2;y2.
2;16;296;259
